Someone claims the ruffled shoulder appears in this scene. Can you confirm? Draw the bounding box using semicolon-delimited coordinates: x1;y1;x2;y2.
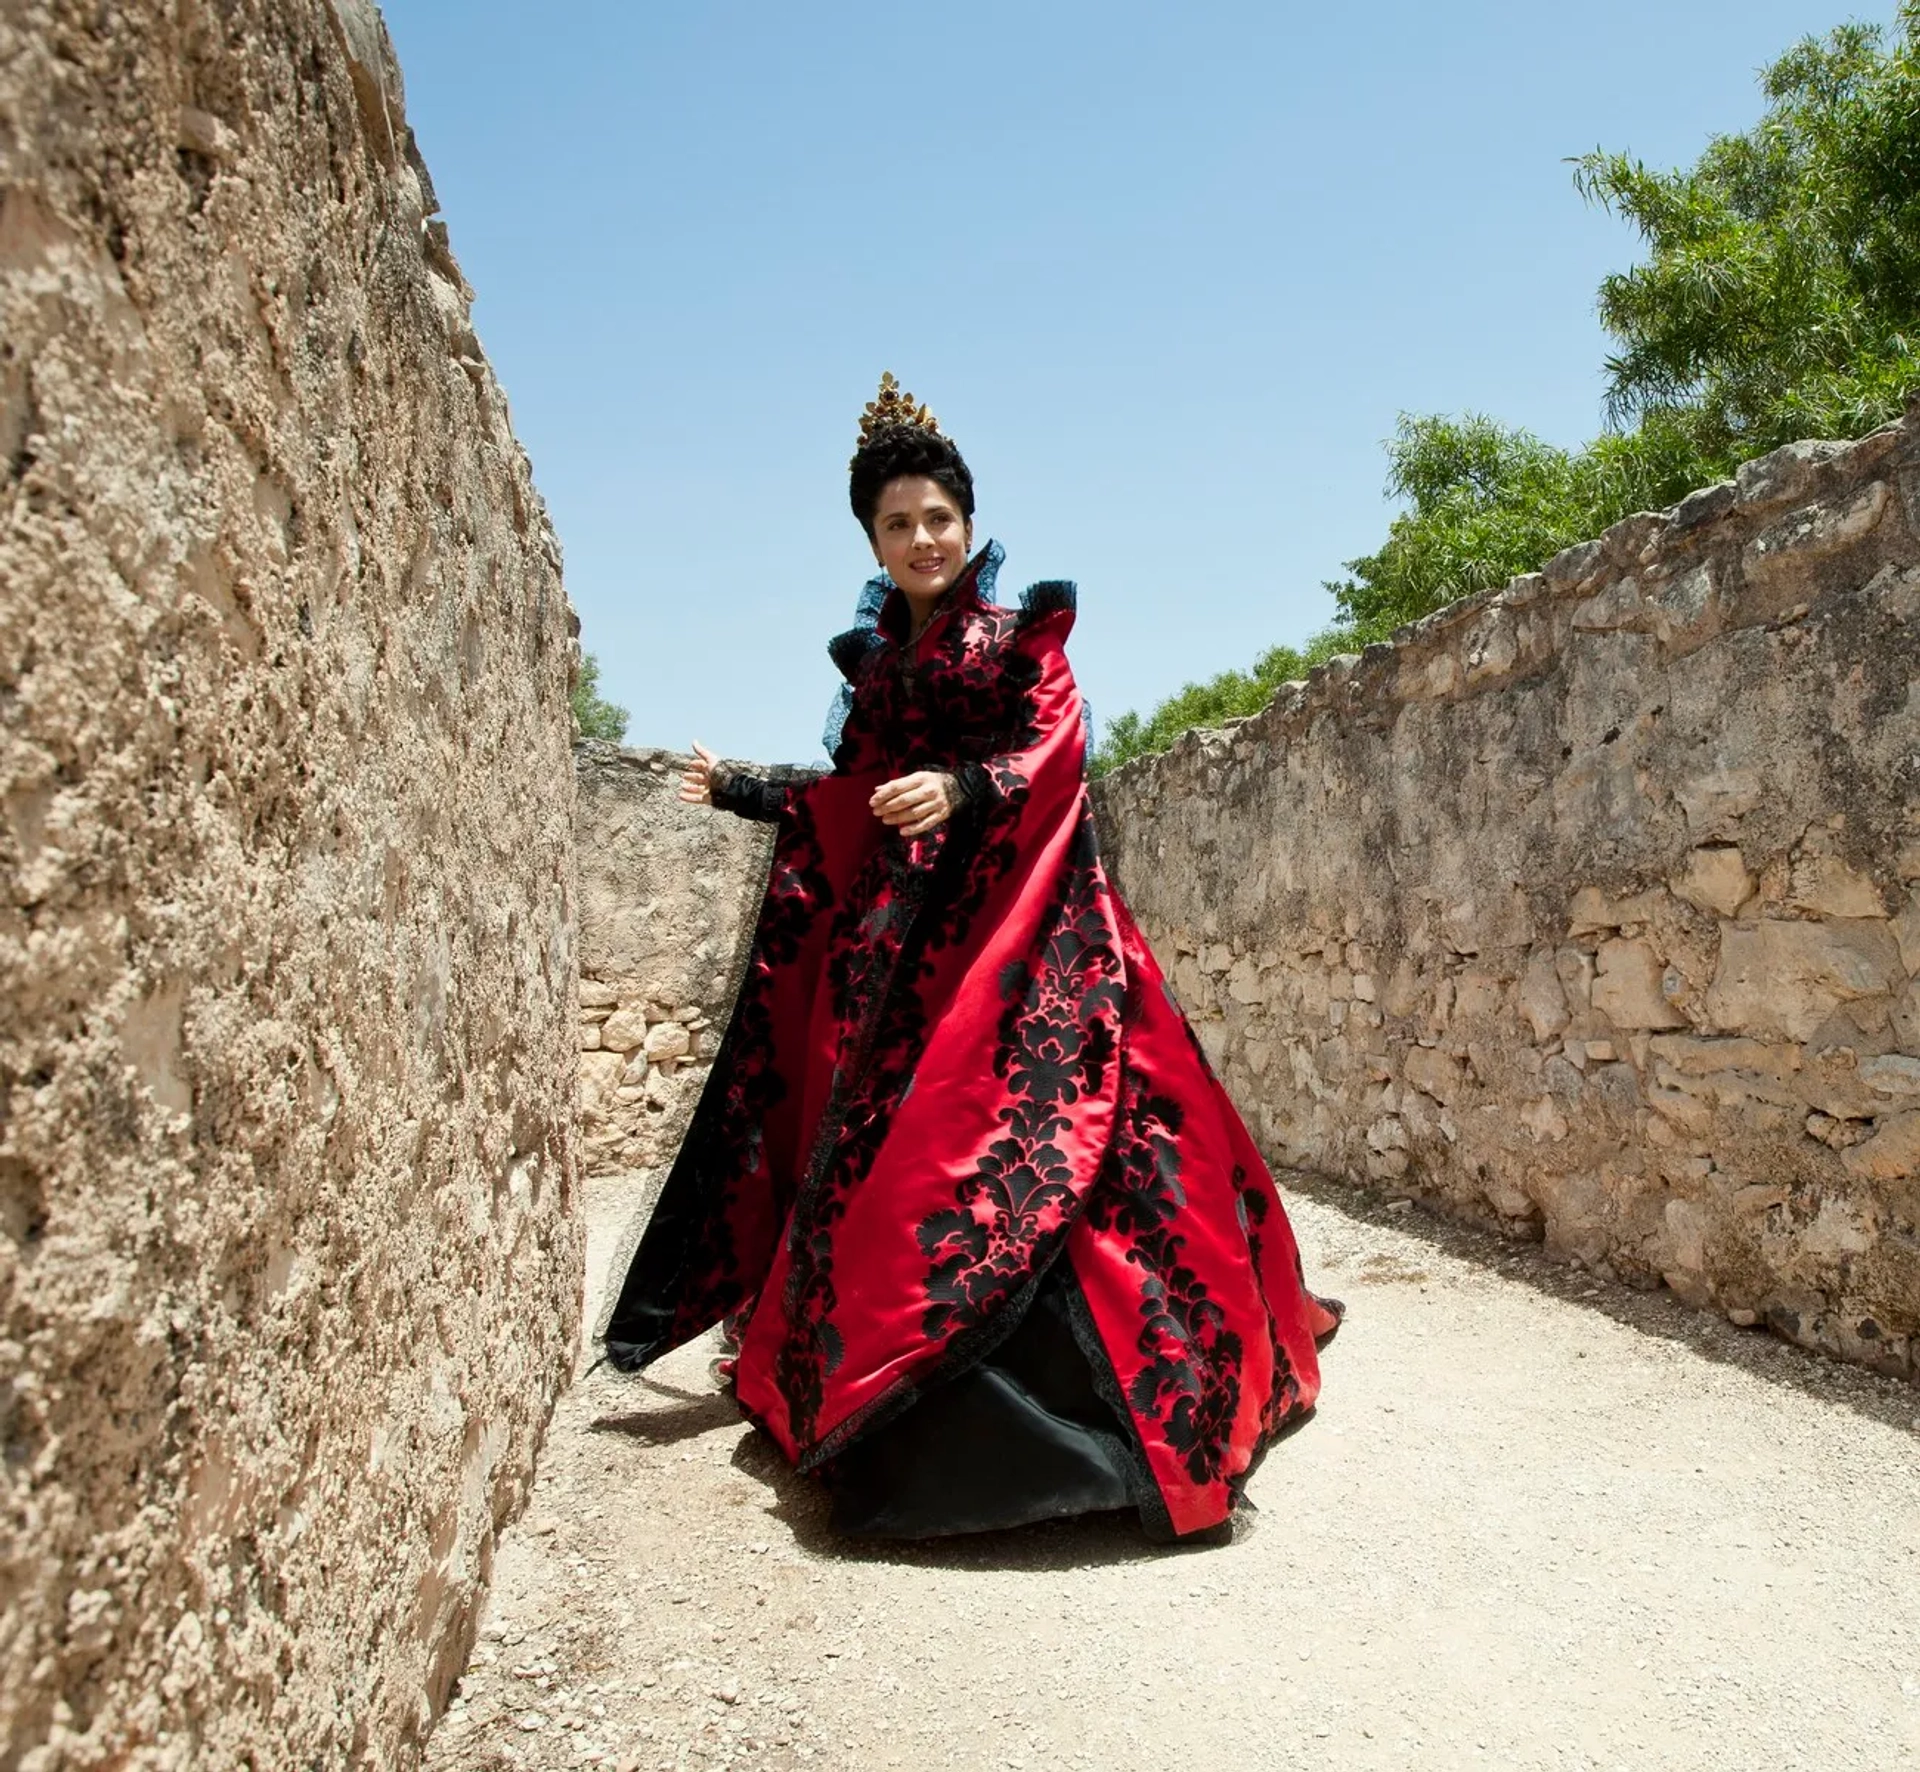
826;567;891;686
972;539;1006;605
1014;578;1077;637
826;623;884;684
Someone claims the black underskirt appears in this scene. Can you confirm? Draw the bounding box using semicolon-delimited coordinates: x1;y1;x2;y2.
817;1270;1142;1539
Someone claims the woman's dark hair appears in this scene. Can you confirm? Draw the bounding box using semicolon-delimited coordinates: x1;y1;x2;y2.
848;424;975;539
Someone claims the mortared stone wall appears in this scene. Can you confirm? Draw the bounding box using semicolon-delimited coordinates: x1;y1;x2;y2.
1094;402;1920;1384
1;1;580;1764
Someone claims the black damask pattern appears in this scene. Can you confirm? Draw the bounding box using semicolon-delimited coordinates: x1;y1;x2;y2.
775;848;935;1445
604;790;837;1363
915;809;1124;1342
1232;1165;1304;1439
1083;1067;1250;1488
671;793;836;1323
769;562;1072;1451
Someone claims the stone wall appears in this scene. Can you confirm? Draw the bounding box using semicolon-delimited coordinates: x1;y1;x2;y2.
574;743;776;1180
2;3;580;1767
1094;403;1920;1383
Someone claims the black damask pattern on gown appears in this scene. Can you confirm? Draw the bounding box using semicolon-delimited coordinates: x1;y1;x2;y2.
1082;1061;1250;1488
916;807;1123;1342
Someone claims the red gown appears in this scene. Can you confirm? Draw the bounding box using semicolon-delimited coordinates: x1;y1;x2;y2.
603;544;1339;1539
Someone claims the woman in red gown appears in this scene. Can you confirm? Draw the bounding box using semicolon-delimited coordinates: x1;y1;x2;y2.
602;377;1340;1540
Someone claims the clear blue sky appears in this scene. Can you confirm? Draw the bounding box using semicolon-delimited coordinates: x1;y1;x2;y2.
381;0;1892;764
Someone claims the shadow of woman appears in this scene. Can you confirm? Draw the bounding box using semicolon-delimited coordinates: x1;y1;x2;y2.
724;1418;1230;1573
588;1377;740;1449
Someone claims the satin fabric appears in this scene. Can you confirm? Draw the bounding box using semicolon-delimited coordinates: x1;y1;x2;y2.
604;543;1339;1537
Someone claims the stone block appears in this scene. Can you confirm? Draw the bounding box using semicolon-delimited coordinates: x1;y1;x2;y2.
1799;1197;1876;1257
1647;563;1719;647
1860;1055;1920;1096
1788;853;1886;919
1554;947;1595;1010
1404;1045;1467;1106
1663;1199;1708;1272
1706;920;1901;1041
1463;615;1520;684
1647;1087;1714;1136
1742;481;1890;591
1670;482;1736;531
1734;438;1849;512
1519;1096;1568;1143
1366;1115;1409;1153
1569;884;1668;936
1674;846;1752;918
1593;939;1687;1030
1807;1111;1873;1150
1842;1112;1920;1179
1894;892;1920;975
1571;578;1644;632
1227;955;1266;1005
1517;952;1569;1041
1543;537;1607;587
643;1021;691;1063
1647;1035;1802;1079
599;1007;650;1053
1674;769;1763;837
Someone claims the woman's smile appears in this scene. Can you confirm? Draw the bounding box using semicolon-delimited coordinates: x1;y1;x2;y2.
870;474;973;614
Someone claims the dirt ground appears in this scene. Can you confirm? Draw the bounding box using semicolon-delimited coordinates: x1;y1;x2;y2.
422;1169;1920;1772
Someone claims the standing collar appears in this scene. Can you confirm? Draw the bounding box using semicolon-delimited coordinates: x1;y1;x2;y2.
876;539;1004;645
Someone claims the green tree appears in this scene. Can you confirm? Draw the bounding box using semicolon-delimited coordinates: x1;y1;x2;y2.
571;651;630;743
1092;630;1354;775
1328;409;1708;638
1092;5;1920;776
1572;5;1920;463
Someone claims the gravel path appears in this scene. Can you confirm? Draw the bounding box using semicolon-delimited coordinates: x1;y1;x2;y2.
424;1170;1920;1772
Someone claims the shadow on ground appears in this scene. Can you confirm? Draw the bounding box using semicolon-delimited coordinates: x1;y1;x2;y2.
1279;1166;1920;1436
588;1374;1227;1573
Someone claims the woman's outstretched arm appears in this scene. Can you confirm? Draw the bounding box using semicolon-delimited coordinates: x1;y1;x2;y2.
682;740;816;824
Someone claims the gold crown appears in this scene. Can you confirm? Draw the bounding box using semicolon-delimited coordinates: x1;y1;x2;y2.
856;371;940;448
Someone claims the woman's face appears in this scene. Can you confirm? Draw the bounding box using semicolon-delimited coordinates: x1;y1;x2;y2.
869;476;973;605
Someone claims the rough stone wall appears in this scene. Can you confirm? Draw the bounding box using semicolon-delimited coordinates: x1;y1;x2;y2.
1095;403;1920;1383
1;4;580;1767
574;743;774;1179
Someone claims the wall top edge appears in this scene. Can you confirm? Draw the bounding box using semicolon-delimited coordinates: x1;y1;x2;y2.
1103;400;1920;789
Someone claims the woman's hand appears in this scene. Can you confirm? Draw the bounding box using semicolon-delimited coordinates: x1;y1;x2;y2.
681;740;724;806
870;770;958;837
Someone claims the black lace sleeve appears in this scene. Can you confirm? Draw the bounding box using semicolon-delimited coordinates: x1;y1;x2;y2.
709;765;833;823
708;768;791;823
946;766;986;811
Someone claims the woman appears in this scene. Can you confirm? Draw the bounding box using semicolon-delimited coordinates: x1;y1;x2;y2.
602;375;1340;1540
